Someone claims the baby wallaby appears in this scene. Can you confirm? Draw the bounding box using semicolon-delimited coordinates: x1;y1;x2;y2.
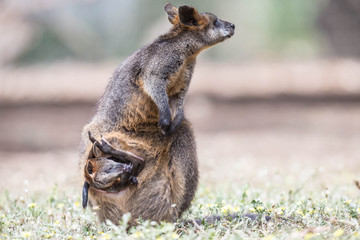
79;4;235;224
82;132;144;208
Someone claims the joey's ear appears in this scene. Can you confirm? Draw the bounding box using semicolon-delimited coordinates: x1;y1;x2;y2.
164;3;179;25
178;5;206;27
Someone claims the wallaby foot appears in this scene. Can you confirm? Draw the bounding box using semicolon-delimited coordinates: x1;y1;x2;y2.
88;131;145;176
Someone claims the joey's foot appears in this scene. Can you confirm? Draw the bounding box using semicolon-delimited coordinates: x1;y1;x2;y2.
88;131;113;154
87;131;145;176
88;131;144;160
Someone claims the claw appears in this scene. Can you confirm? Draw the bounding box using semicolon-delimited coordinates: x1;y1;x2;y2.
129;176;138;185
124;163;133;173
88;131;97;143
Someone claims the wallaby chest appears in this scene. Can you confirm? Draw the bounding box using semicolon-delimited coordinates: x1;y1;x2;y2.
166;58;195;97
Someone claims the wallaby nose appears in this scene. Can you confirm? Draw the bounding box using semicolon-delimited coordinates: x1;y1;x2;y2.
230;23;235;30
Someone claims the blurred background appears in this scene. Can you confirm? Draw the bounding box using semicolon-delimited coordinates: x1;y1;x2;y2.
0;0;359;194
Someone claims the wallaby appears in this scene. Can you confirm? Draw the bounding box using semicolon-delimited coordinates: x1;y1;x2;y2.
82;132;144;208
79;4;235;224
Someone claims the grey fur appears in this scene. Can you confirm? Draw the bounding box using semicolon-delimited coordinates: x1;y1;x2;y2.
79;4;234;224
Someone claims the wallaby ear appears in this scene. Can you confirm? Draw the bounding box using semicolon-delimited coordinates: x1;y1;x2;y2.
178;5;206;27
164;3;179;25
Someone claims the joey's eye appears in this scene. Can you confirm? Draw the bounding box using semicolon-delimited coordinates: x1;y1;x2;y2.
213;19;219;26
87;162;93;174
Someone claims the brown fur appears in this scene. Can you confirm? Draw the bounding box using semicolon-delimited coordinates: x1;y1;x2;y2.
85;124;195;223
79;4;234;224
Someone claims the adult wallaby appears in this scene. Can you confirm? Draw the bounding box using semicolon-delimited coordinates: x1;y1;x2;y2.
79;4;235;224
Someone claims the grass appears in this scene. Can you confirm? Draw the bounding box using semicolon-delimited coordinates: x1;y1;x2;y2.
1;182;360;240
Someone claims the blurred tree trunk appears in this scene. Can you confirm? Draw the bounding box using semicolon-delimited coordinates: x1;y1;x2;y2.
317;0;360;58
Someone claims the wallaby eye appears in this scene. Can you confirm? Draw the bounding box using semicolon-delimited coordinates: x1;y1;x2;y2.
87;162;93;174
213;19;219;26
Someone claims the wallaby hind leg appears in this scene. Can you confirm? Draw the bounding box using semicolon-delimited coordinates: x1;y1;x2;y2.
88;131;145;176
125;120;198;222
168;119;199;217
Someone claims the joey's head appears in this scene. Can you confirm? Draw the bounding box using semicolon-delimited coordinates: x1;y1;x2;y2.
164;4;235;50
82;157;136;208
84;158;134;192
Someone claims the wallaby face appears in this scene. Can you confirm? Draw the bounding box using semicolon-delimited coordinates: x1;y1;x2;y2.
82;132;143;208
82;157;136;208
84;132;141;193
165;4;235;49
84;158;133;191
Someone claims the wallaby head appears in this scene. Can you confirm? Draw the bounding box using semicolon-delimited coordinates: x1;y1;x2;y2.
164;4;235;49
84;132;143;192
84;157;134;192
82;156;136;208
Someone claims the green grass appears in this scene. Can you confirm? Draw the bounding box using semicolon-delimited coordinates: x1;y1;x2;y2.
1;183;360;239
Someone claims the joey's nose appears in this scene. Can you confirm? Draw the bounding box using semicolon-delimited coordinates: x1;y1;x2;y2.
230;23;235;30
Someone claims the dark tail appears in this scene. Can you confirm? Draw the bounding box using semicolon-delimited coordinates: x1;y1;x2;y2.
82;181;90;208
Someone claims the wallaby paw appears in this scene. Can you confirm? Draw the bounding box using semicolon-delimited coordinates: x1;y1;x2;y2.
158;111;172;134
167;121;179;135
167;113;183;134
